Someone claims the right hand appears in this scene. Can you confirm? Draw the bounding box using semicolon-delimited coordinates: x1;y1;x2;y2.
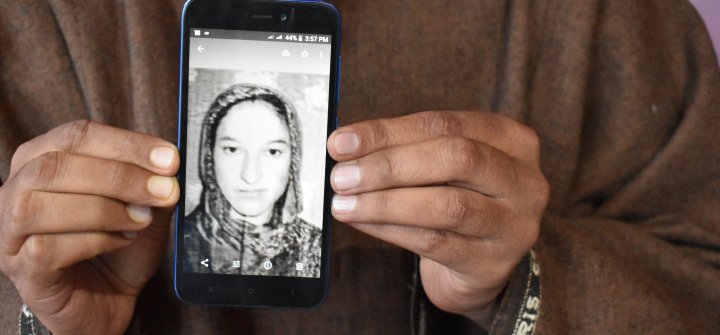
0;120;180;335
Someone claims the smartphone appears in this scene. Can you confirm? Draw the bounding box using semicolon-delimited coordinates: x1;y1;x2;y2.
175;0;340;308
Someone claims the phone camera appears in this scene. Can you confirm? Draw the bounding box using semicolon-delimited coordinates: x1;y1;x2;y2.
280;14;287;21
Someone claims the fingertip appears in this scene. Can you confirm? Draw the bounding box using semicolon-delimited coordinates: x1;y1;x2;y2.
332;162;360;191
332;194;356;215
150;176;181;208
127;204;152;225
327;131;337;154
149;145;180;174
159;177;181;208
168;177;181;205
121;231;138;240
334;132;360;156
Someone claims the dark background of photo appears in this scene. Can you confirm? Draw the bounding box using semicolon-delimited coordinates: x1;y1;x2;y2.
185;68;330;228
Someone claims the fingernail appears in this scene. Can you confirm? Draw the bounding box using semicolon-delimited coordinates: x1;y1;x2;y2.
334;164;360;190
335;133;359;155
147;176;174;199
127;204;152;224
332;195;356;214
150;146;176;170
122;231;138;240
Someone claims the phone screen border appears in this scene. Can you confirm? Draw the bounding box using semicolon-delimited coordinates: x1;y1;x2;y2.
174;0;340;308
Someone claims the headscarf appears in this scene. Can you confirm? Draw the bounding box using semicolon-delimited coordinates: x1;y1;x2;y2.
195;84;303;250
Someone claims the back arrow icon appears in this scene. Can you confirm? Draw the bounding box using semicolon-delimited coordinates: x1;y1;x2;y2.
201;259;209;267
197;45;204;52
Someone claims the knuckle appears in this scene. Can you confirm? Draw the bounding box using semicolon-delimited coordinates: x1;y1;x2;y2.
536;173;551;201
515;124;542;157
417;229;447;255
23;151;65;188
368;119;393;149
22;234;51;265
421;111;460;140
443;137;478;173
438;189;470;229
378;151;401;182
55;119;93;152
11;141;32;159
2;192;36;235
9;141;33;173
112;132;134;160
529;172;551;212
104;162;131;195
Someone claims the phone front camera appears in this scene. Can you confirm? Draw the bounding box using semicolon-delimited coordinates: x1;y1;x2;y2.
280;14;287;21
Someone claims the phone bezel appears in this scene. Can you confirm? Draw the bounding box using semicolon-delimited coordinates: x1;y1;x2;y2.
175;0;340;308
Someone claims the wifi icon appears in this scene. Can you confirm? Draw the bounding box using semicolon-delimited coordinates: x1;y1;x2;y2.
268;35;274;39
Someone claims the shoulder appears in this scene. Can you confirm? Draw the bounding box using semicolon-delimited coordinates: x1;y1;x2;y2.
294;217;320;229
282;218;321;244
184;207;206;229
292;218;320;234
183;207;209;248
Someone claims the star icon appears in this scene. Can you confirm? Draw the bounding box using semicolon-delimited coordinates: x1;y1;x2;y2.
301;50;309;58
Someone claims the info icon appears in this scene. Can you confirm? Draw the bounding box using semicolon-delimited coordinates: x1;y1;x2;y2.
296;263;303;271
263;261;272;269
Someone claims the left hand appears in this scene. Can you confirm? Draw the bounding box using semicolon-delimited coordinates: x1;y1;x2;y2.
328;111;549;329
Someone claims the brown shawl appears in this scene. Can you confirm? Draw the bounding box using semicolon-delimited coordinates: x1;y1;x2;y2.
0;0;719;334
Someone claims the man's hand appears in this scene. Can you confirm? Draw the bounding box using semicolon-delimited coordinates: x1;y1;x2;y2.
328;111;549;329
0;120;180;335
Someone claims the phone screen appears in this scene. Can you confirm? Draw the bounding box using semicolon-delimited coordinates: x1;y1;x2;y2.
182;29;332;279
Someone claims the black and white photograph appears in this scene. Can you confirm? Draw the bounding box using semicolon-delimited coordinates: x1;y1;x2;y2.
182;68;329;278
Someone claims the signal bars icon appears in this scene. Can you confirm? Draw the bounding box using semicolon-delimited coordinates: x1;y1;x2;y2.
269;35;284;39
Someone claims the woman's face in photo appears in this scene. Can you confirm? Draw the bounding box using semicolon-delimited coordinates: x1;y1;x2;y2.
213;100;292;222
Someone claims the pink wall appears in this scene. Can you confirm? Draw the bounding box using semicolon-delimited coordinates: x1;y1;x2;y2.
689;0;720;67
